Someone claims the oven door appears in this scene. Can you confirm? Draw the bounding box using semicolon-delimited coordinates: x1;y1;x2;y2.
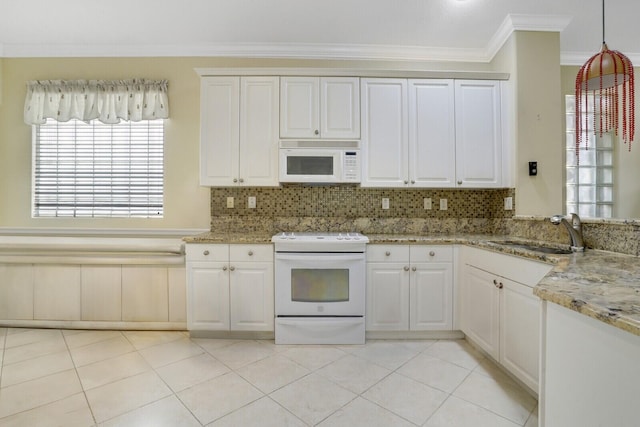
274;252;365;316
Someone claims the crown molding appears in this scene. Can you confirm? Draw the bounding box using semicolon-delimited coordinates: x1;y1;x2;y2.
0;14;573;62
561;50;640;66
486;14;573;60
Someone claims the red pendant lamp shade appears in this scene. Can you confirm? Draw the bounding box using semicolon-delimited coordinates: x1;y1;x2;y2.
574;2;635;159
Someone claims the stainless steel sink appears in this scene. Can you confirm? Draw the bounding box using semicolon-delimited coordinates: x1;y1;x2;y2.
491;241;574;255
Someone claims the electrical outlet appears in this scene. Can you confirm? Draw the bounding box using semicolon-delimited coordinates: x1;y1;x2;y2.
440;198;448;210
226;197;234;208
424;198;432;210
504;196;513;210
382;198;390;210
248;196;256;209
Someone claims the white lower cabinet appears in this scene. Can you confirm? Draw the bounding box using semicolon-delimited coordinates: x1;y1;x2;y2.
186;244;274;332
366;245;453;331
459;246;552;392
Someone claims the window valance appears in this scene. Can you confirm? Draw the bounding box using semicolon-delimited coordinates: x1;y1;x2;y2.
24;78;169;125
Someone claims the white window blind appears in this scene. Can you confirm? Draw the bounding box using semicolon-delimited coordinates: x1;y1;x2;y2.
33;118;164;218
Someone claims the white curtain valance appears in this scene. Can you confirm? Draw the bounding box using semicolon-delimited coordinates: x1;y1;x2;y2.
24;78;169;125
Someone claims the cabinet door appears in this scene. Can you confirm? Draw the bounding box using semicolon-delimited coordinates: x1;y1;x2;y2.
280;77;319;138
455;80;502;188
229;261;274;331
500;279;540;391
200;77;240;186
81;266;122;321
187;261;230;330
366;262;409;330
321;77;360;139
410;262;453;330
408;79;456;187
361;78;409;187
460;264;499;359
122;267;169;322
239;77;279;186
34;266;81;321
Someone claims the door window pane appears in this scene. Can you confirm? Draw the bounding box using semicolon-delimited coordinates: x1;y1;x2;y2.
291;269;349;302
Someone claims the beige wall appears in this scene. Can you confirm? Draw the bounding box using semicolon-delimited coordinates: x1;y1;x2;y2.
511;31;564;216
560;65;640;219
0;57;496;231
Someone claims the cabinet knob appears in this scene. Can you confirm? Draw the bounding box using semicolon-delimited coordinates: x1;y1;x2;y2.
404;180;409;184
233;178;238;183
411;180;415;184
404;266;410;271
203;250;210;256
429;251;435;257
229;266;235;271
248;250;253;256
239;178;244;183
314;129;319;135
385;251;391;256
493;279;498;285
457;180;463;185
498;282;504;289
222;265;228;271
412;266;417;272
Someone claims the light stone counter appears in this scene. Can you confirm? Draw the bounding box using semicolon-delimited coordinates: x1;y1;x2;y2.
184;231;640;336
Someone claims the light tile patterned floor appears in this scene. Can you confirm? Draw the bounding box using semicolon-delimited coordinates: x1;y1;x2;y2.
0;328;538;426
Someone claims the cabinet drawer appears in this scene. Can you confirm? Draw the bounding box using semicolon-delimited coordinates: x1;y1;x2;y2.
229;244;273;262
366;245;410;263
186;244;228;262
410;245;453;263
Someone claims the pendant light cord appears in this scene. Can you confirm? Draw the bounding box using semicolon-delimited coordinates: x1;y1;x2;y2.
602;0;606;44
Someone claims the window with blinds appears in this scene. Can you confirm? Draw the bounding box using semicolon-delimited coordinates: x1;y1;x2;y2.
33;118;164;218
565;95;614;218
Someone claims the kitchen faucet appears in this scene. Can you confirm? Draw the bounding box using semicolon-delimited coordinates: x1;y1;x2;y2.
550;213;585;252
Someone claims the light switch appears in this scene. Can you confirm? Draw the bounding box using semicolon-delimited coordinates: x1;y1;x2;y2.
248;196;256;209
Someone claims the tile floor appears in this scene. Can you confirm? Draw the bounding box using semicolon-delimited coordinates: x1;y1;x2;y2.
0;328;538;426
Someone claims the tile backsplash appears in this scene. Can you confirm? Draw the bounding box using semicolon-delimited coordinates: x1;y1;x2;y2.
210;186;515;234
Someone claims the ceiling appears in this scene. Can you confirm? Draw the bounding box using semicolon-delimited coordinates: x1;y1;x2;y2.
1;0;639;65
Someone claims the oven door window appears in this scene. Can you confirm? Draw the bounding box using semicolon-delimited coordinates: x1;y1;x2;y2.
287;156;334;176
291;268;349;302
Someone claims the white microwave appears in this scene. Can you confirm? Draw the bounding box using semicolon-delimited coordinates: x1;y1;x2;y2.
279;140;361;183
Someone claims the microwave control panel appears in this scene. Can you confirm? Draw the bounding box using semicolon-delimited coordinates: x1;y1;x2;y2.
343;151;361;182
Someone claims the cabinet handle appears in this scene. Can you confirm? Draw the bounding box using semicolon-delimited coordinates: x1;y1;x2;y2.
248;250;253;256
412;266;417;272
233;178;238;183
230;266;235;271
203;250;210;256
429;251;435;257
385;251;391;256
239;178;244;183
314;129;319;135
223;265;228;271
404;266;410;271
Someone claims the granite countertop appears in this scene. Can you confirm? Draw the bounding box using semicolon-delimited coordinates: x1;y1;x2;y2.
183;231;640;336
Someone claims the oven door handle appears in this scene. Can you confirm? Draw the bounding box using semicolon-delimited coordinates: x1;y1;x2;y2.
275;253;364;262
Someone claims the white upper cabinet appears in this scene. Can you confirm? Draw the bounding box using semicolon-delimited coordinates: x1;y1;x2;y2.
200;76;279;186
280;77;360;139
360;78;409;187
454;80;503;188
409;79;456;187
362;78;505;188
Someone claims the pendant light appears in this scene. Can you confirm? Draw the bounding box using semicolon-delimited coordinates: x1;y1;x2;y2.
575;0;635;159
